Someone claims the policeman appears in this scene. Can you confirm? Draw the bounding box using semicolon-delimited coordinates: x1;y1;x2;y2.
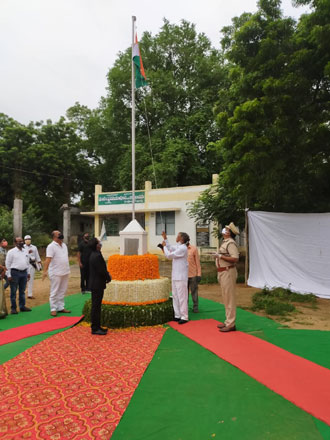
215;222;239;332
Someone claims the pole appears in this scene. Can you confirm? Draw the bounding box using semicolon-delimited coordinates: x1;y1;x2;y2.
244;208;249;285
131;16;136;220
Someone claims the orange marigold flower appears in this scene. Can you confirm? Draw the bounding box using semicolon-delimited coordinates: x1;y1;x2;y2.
107;254;160;281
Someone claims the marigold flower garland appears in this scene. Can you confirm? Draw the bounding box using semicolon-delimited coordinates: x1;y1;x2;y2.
107;254;160;281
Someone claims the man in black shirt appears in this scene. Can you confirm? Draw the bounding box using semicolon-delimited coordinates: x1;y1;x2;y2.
77;233;92;294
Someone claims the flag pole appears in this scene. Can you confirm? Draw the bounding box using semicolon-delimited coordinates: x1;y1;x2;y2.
131;16;136;221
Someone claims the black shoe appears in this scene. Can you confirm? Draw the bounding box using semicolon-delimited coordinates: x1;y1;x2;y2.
81;291;86;295
11;309;18;314
91;329;107;335
220;325;236;333
20;306;32;312
100;327;108;333
173;318;181;322
178;319;188;325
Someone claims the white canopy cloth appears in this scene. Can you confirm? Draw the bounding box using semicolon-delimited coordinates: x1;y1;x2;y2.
247;211;330;298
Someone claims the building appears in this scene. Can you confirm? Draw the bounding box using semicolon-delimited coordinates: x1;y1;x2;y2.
81;175;219;257
60;205;94;247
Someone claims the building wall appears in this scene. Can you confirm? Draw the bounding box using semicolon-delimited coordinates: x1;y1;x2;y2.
82;178;219;258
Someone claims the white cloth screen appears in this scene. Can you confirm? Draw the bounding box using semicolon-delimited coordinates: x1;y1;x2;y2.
247;211;330;298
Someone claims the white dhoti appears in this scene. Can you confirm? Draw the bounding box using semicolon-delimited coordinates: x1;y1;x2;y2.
27;265;35;298
49;274;69;312
172;280;188;321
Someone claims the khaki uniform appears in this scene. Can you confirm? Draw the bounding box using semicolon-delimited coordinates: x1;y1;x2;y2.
216;238;239;328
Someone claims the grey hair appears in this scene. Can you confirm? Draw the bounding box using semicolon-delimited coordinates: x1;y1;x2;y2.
179;232;190;246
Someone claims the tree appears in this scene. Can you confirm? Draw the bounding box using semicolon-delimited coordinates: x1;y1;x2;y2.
89;19;226;191
190;0;330;226
0;114;96;231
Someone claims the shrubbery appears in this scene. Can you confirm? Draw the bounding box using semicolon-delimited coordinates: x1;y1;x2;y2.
83;299;174;328
252;287;317;316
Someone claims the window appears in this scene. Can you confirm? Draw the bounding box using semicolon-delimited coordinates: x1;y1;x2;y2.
105;218;119;236
156;211;175;235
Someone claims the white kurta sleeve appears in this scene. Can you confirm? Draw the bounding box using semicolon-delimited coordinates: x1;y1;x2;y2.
164;244;187;260
5;252;13;277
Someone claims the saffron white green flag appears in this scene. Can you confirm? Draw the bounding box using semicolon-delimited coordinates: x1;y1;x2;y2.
99;221;107;242
133;34;147;88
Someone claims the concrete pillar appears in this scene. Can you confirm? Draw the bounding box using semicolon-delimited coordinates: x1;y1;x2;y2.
212;174;219;184
95;214;100;238
13;198;23;238
95;184;102;211
62;204;71;245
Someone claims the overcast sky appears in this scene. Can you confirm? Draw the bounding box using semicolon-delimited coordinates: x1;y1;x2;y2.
1;0;310;125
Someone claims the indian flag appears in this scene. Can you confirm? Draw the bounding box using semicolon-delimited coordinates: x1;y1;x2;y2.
133;34;147;88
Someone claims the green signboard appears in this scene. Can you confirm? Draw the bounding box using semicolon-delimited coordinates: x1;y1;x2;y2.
98;191;145;205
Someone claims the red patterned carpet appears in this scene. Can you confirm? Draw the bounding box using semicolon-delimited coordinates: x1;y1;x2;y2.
0;325;166;439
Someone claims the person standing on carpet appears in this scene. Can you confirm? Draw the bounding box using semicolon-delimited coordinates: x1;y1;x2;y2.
77;232;92;294
42;231;71;317
215;222;239;333
187;243;202;313
5;237;31;314
0;240;8;318
0;238;9;290
162;231;190;324
88;237;111;335
24;235;42;299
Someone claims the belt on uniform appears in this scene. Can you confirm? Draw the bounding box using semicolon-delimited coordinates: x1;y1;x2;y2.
217;265;235;272
11;268;27;272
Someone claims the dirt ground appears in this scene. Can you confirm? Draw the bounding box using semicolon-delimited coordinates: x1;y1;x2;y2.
198;284;330;331
4;263;330;331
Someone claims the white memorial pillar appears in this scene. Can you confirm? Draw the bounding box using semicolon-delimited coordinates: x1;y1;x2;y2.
119;219;147;255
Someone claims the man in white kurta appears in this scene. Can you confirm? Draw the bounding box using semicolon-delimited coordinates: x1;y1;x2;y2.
24;235;41;299
42;231;71;316
162;231;189;323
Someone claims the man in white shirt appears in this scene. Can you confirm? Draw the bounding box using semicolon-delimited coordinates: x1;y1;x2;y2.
24;234;42;299
5;237;31;314
162;231;190;324
42;230;71;317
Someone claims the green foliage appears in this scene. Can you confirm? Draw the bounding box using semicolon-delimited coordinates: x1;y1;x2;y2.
236;274;246;284
82;299;174;328
189;0;330;225
199;274;218;284
0;205;51;246
22;206;44;238
261;286;317;303
87;19;225;191
0;206;13;240
252;286;316;316
0;114;96;231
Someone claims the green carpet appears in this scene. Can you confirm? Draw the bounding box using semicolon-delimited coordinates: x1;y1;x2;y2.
0;328;71;364
0;292;89;331
112;328;324;440
193;297;330;368
1;293;330;438
112;296;330;439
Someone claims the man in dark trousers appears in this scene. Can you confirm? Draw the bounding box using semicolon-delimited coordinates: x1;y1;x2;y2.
5;237;31;314
77;233;92;294
88;238;111;335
